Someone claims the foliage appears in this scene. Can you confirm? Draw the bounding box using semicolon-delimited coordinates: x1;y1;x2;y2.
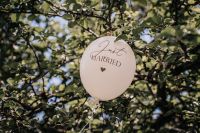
0;0;200;132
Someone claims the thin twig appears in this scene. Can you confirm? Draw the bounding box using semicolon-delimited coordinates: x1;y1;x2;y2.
26;36;45;92
76;23;99;37
29;79;37;96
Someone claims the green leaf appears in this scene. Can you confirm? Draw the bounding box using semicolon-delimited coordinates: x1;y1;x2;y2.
40;1;50;12
160;26;176;37
191;7;200;13
0;89;4;99
73;3;82;11
68;21;76;28
63;14;73;20
114;34;128;42
10;13;20;22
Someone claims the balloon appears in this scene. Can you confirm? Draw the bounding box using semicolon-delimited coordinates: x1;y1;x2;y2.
80;36;136;101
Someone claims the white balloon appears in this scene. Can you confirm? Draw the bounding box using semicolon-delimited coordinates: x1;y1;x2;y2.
80;36;136;101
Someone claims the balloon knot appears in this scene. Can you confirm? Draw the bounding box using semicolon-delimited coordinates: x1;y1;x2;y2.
87;97;100;111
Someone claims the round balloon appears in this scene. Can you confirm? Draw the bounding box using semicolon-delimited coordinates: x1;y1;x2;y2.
80;36;136;101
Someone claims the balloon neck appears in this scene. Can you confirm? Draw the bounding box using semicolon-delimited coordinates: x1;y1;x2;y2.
87;97;100;111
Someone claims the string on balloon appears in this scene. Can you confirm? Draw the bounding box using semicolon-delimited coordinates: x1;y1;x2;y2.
79;97;121;133
79;97;100;133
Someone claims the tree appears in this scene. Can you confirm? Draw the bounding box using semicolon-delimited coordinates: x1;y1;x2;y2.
0;0;200;132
